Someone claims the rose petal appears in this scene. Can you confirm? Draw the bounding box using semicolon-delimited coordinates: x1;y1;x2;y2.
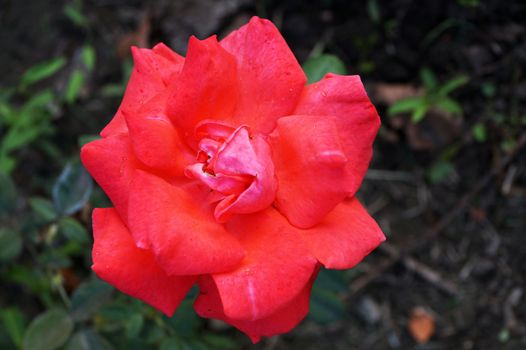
167;35;238;141
220;16;306;134
150;43;185;83
125;90;192;176
101;44;184;137
207;208;317;321
293;74;381;197
81;134;139;222
100;110;128;138
304;197;385;269
185;164;249;195
195;267;318;343
92;208;195;316
212;128;277;221
127;170;245;273
270;114;351;228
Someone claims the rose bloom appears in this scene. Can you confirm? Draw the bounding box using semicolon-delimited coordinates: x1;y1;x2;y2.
81;16;385;342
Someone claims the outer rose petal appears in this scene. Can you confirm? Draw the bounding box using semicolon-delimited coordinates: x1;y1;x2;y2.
127;170;245;274
167;36;238;140
92;208;195;316
209;208;317;321
195;268;318;343
220;16;306;133
293;74;381;197
270;115;350;228
150;43;185;83
80;134;139;222
101;44;184;137
304;197;385;269
125;90;192;176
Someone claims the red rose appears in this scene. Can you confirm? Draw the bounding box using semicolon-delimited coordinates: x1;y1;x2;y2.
81;16;384;342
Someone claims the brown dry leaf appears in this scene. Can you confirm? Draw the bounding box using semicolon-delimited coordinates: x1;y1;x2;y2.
60;268;81;292
405;109;463;151
408;307;435;344
371;83;424;105
469;207;487;222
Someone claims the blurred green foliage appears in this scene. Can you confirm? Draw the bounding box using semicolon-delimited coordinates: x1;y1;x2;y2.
303;54;347;84
388;68;468;123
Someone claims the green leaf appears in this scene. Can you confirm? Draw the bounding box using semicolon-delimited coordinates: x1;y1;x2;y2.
29;197;57;222
23;309;73;350
437;75;468;97
71;279;113;321
1;308;26;348
145;327;164;344
159;338;184;350
0;88;15;104
38;249;71;269
66;330;114;350
125;314;144;339
100;84;125;97
20;58;66;89
472;122;486;142
164;300;202;336
21;90;55;113
2;126;40;154
428;160;455;183
498;328;510;343
420;68;438;90
303;54;347;84
180;339;210;350
316;269;349;293
78;134;100;148
202;333;238;349
0;156;16;174
411;103;429;123
58;217;89;243
65;70;85;104
367;0;381;23
63;2;88;28
308;268;349;324
0;100;16;124
435;97;463;115
82;45;96;71
309;285;346;324
0;228;23;261
0;172;17;215
52;162;93;216
4;265;51;296
481;82;496;98
387;97;424;115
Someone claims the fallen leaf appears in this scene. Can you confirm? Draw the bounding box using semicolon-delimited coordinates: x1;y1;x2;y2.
60;268;81;292
469;207;487;222
371;83;424;105
408;307;435;344
405;109;462;151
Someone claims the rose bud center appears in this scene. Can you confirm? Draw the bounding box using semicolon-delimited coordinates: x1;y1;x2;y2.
185;120;277;223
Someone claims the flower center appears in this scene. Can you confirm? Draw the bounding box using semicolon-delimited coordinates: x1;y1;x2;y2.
185;121;277;222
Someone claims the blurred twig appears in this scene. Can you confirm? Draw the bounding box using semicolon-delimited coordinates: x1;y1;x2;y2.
365;169;417;182
351;133;526;295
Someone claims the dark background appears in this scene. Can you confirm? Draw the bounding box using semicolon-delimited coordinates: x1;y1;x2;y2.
1;0;525;349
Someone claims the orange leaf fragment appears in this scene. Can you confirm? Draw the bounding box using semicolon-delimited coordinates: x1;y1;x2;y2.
408;307;435;343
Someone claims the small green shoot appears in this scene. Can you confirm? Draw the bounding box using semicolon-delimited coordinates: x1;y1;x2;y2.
388;68;468;123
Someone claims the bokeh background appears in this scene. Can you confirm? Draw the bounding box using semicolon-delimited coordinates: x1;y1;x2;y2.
1;0;525;349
